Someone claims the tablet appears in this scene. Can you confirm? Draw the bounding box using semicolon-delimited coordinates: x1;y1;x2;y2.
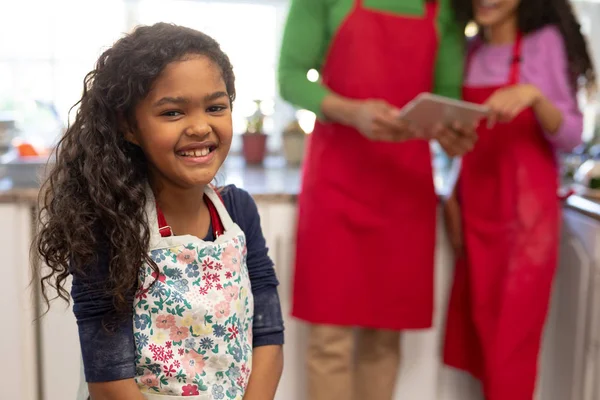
399;93;489;131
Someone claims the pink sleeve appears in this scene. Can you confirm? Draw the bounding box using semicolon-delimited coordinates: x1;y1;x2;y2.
530;26;583;152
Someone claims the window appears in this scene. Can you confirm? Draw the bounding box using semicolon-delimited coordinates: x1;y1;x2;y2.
1;0;293;152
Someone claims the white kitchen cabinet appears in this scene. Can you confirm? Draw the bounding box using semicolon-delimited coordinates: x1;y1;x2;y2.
0;203;39;400
538;208;600;400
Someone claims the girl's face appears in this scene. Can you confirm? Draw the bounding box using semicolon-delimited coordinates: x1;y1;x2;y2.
128;55;233;190
472;0;519;28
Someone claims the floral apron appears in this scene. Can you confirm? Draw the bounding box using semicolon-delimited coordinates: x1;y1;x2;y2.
133;186;254;399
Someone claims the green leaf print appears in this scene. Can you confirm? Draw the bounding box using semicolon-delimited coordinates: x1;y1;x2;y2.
198;247;207;257
227;391;236;399
193;278;201;287
171;254;177;263
144;305;149;311
184;299;192;309
154;298;165;311
165;299;174;307
212;344;219;354
204;314;213;324
193;376;208;391
175;370;187;383
142;314;152;329
151;307;158;314
160;376;168;386
173;340;182;347
185;243;195;250
175;304;186;316
145;357;152;364
216;371;224;379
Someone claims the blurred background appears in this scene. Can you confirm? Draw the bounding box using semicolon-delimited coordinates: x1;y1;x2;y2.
2;1;600;400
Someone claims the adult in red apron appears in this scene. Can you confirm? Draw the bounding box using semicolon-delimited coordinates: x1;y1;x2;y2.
293;1;440;398
294;0;439;332
443;34;560;400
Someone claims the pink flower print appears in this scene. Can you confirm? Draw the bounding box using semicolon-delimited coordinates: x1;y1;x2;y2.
140;371;159;388
182;383;200;396
222;245;240;272
170;326;190;342
178;348;185;356
163;363;176;377
214;301;231;318
182;350;205;377
224;286;239;302
156;314;176;330
177;248;197;265
216;283;223;291
202;259;215;271
165;341;172;349
225;271;232;279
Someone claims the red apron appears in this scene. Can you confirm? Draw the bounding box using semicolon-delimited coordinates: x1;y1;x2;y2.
292;0;439;330
443;34;560;399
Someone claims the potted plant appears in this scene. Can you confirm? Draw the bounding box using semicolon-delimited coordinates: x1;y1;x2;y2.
242;100;268;164
282;118;306;165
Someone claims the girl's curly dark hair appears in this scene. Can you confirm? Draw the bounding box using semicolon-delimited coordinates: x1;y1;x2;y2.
35;23;236;315
452;0;596;94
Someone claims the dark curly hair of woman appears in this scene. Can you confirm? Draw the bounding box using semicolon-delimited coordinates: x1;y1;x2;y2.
35;23;236;316
452;0;596;94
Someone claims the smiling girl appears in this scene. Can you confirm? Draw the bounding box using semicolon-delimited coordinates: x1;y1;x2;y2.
36;23;284;400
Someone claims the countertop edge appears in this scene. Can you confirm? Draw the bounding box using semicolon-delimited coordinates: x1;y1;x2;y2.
3;188;600;222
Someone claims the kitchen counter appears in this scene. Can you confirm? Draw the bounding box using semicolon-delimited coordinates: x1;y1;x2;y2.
0;156;300;204
3;155;600;221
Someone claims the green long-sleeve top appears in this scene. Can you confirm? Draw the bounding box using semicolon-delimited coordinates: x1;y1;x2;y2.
278;0;464;116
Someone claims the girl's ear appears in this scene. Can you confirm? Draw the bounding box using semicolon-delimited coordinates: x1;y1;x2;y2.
119;115;140;146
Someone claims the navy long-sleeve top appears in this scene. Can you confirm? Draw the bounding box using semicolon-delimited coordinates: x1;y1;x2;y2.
71;185;284;382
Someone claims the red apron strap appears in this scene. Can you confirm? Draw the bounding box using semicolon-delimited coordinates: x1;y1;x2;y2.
156;192;225;238
508;32;523;85
156;204;173;238
206;194;225;237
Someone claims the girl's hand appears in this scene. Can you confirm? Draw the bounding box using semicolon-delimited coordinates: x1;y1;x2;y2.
353;99;425;142
485;84;542;128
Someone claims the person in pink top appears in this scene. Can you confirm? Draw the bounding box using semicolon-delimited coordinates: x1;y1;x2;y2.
443;0;596;399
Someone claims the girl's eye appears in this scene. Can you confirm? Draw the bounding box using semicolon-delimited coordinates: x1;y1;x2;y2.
161;110;182;117
207;105;228;113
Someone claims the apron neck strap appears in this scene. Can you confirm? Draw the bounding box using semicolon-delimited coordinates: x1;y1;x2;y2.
508;32;523;85
156;194;224;238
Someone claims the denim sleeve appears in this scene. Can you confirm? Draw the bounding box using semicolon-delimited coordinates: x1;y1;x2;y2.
222;185;285;347
70;249;136;382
